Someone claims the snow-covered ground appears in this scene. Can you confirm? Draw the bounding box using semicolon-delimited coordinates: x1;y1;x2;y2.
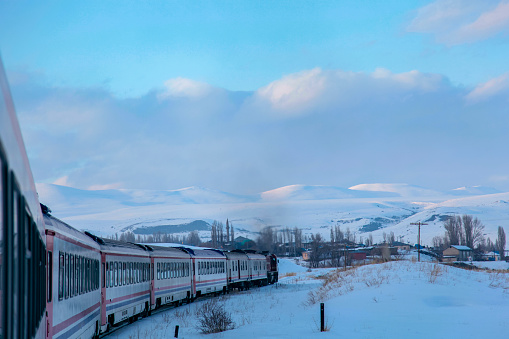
110;258;509;338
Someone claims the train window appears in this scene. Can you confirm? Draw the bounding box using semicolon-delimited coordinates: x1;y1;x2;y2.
136;263;139;283
119;262;126;286
130;262;133;284
47;251;52;302
157;263;160;280
70;255;74;297
58;252;64;300
106;262;109;288
79;257;82;293
113;262;117;286
75;256;79;295
109;262;112;287
134;263;137;283
126;262;130;285
64;253;69;299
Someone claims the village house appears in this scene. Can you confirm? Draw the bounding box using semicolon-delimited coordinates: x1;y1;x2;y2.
442;245;473;262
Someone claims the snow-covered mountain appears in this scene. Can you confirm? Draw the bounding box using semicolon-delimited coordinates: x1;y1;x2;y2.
36;183;509;246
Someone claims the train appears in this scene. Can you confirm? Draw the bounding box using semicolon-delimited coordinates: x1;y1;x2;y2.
0;56;278;339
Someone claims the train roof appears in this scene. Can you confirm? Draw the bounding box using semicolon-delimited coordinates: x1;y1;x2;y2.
187;248;225;259
142;245;191;259
223;251;248;260
85;233;149;257
244;252;266;260
44;214;99;250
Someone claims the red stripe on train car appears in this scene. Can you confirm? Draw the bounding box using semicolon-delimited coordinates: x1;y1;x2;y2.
52;232;100;253
52;302;100;335
105;289;151;305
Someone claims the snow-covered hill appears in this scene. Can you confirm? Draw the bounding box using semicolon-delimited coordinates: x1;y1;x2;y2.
36;183;509;245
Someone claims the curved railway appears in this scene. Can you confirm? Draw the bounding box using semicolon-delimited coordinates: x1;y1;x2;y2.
0;56;278;339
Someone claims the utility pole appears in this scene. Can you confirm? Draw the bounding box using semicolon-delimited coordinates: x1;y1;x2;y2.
410;221;428;262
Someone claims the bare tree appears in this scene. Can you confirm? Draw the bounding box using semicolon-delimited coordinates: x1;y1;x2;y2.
226;219;230;246
309;233;325;268
432;236;446;251
257;227;275;252
185;231;201;246
462;215;485;249
444;216;463;245
388;231;395;245
496;226;506;260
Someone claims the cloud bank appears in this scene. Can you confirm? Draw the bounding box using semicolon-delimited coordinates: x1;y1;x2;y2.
11;67;509;194
408;0;509;45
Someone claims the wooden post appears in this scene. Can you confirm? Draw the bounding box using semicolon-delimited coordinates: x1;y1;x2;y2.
174;325;179;338
411;222;428;262
320;303;324;332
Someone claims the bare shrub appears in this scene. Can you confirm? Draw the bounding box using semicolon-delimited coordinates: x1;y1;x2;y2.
428;263;444;283
196;299;235;334
174;307;192;326
281;272;297;278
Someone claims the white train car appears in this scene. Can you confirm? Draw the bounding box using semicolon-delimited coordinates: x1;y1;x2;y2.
245;251;268;286
88;237;151;332
1;56;46;339
44;214;101;339
146;245;192;307
188;248;227;297
224;251;249;290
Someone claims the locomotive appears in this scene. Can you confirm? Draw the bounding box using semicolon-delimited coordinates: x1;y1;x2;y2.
0;57;278;339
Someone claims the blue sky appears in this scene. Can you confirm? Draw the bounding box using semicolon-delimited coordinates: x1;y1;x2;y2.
2;1;507;95
1;1;509;194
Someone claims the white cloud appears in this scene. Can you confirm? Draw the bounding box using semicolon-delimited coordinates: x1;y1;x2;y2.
88;183;124;190
158;77;215;99
12;67;509;194
255;68;326;113
408;0;509;44
53;176;71;186
453;1;509;43
466;72;509;102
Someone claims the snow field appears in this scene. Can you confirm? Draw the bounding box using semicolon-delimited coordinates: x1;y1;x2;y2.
112;259;509;338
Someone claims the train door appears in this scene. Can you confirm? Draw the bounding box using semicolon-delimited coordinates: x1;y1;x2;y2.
150;257;155;307
248;259;252;280
100;253;107;329
191;258;196;297
45;230;54;339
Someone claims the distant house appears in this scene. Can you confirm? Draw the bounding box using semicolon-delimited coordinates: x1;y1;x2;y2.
442;245;473;262
392;241;411;252
302;251;311;261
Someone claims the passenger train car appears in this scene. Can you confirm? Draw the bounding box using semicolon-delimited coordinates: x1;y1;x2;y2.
1;56;46;339
45;215;101;339
0;56;278;338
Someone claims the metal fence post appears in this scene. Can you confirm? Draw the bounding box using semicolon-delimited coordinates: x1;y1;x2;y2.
320;303;324;332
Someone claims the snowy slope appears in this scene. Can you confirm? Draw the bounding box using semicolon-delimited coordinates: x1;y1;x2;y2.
36;183;509;245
